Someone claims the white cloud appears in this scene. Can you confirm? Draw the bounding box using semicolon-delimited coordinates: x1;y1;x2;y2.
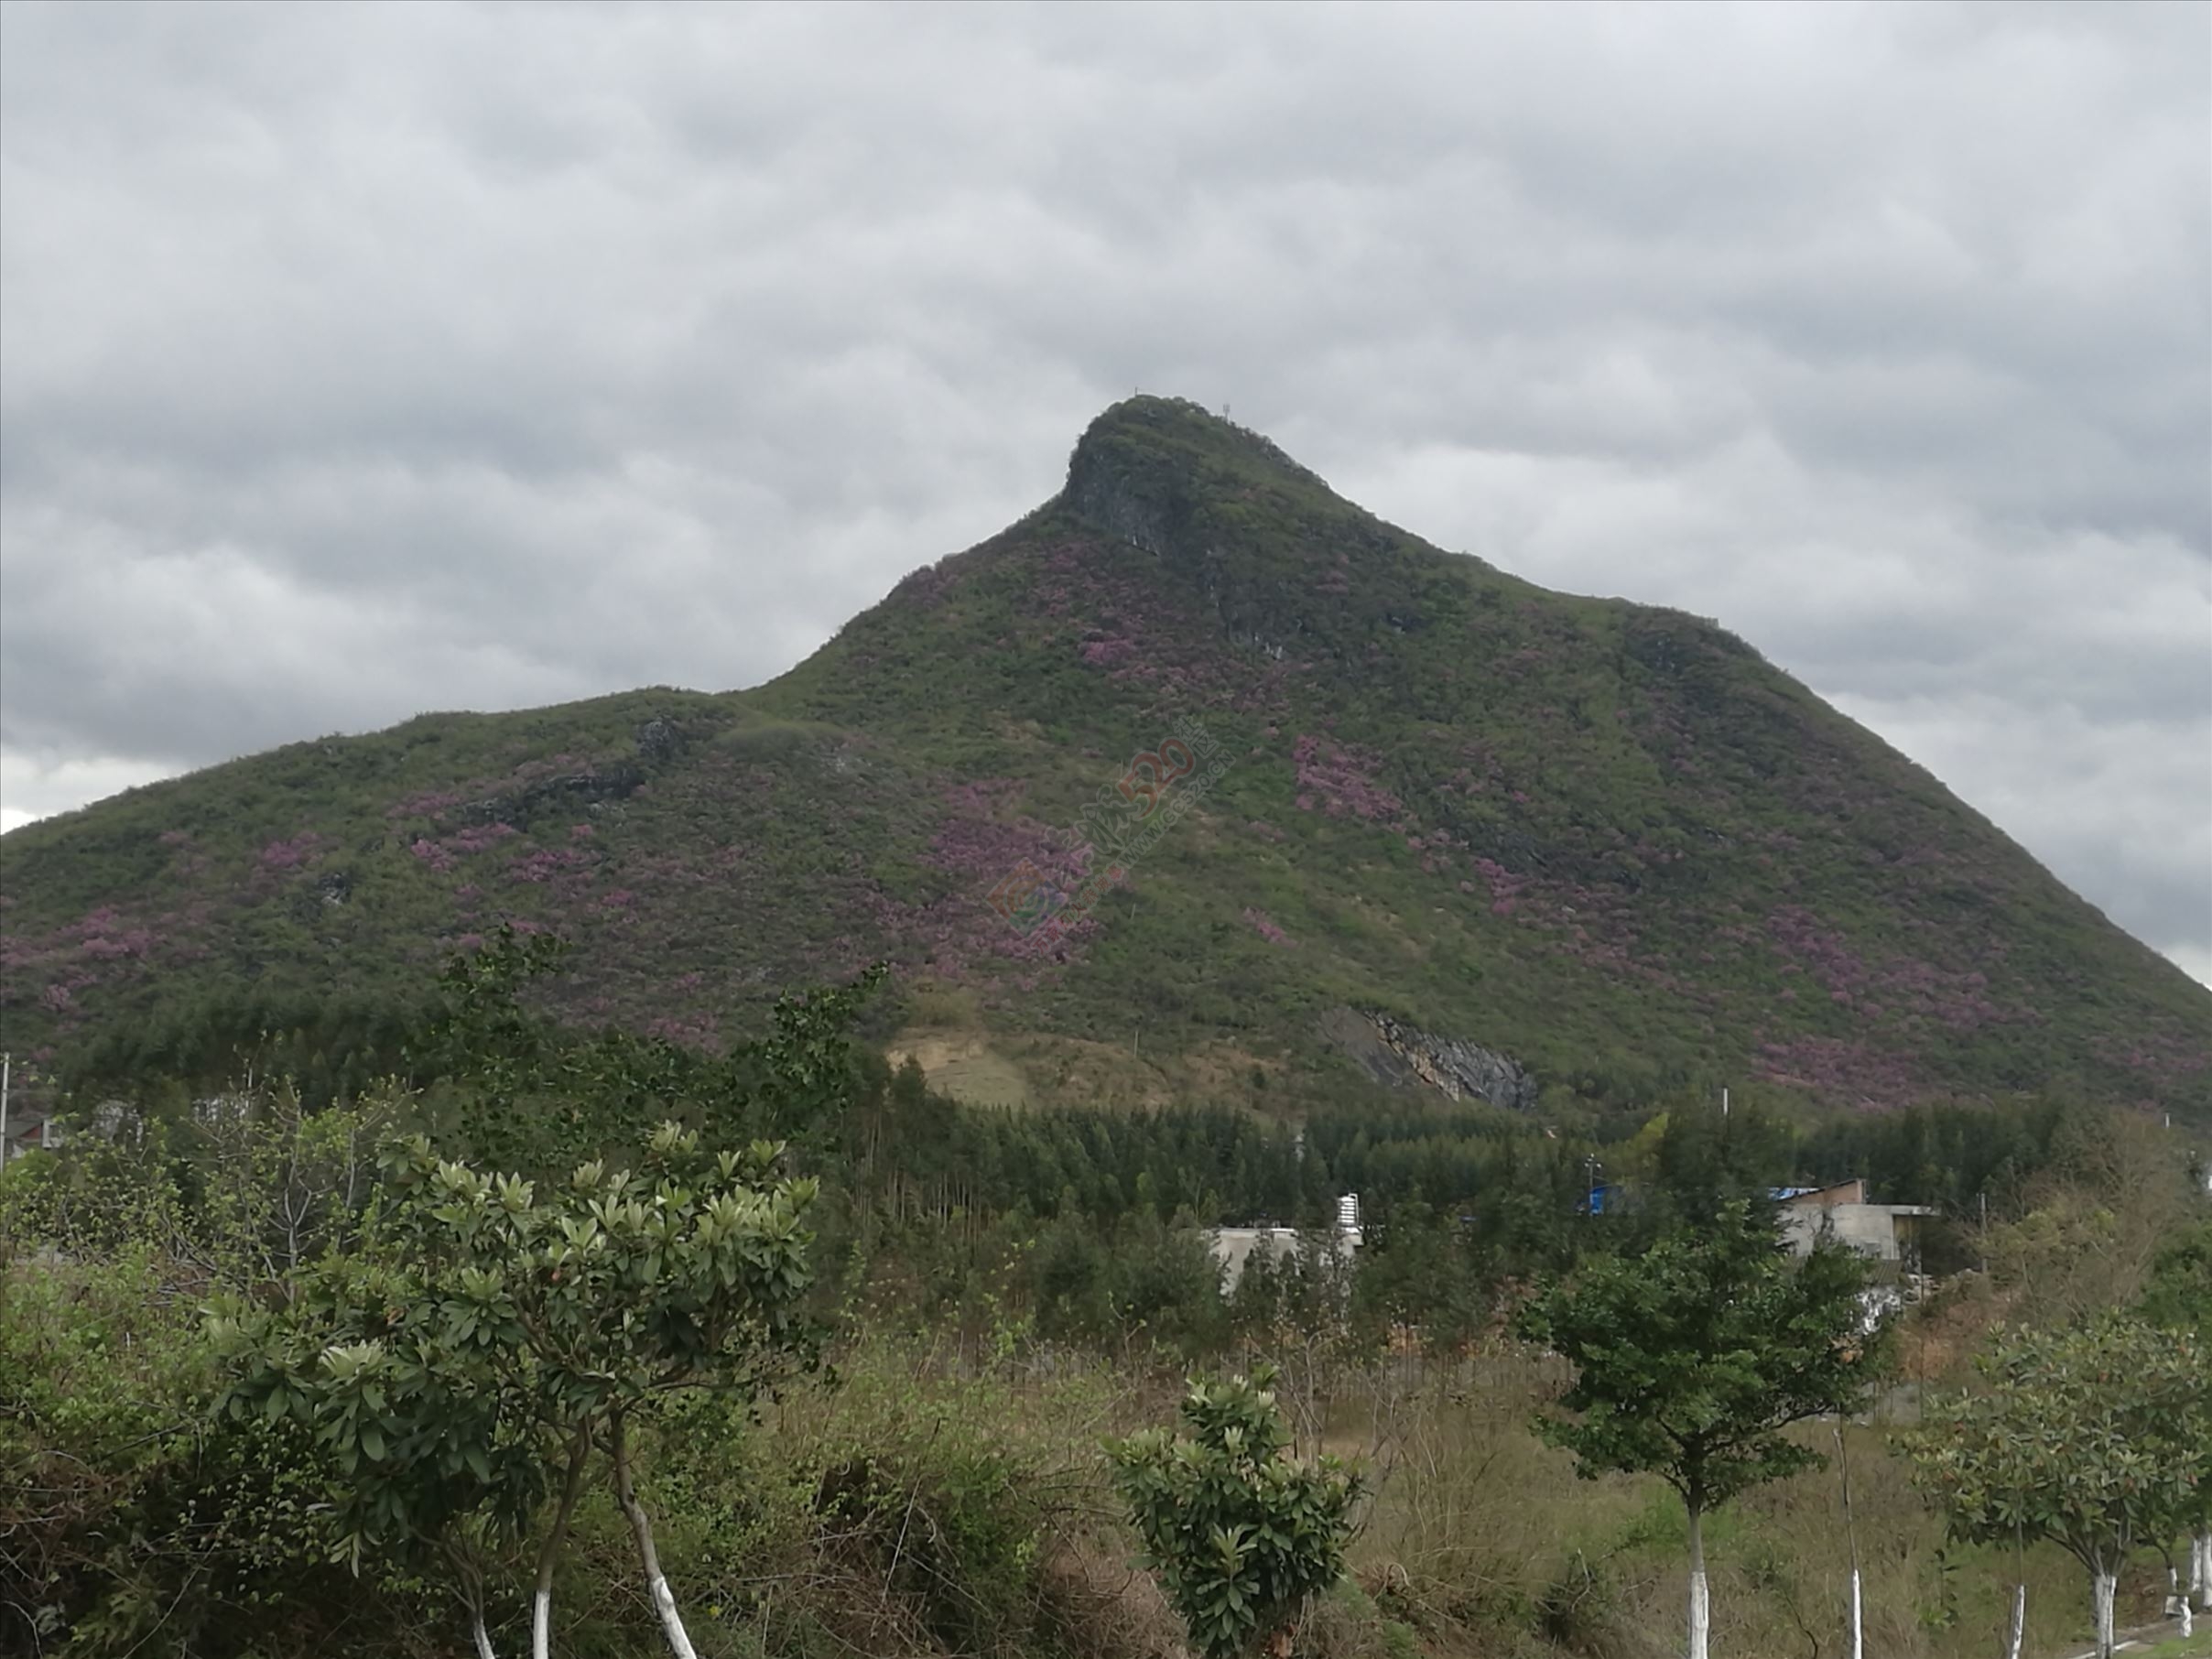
0;749;178;832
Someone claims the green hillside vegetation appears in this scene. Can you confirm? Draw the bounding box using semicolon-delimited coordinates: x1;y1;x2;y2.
4;947;2207;1659
4;396;2207;1127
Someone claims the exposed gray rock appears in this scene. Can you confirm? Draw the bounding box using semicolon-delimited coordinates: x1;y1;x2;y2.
453;763;645;830
1319;1005;1538;1111
634;718;681;764
1063;450;1182;558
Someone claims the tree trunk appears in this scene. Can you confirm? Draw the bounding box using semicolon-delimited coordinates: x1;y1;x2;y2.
612;1413;699;1659
448;1545;500;1659
2195;1532;2211;1612
532;1425;592;1659
2004;1580;2024;1659
1835;1424;1861;1659
2171;1565;2193;1640
2093;1569;2116;1659
1686;1501;1710;1659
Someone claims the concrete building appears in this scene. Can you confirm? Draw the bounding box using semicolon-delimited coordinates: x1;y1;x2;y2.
1211;1194;1363;1290
1775;1180;1937;1264
0;1102;61;1167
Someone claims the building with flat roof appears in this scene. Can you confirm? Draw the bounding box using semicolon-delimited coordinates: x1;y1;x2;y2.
1210;1195;1362;1290
1774;1180;1936;1264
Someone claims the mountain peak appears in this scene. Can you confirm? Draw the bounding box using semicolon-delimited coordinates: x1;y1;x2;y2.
1062;396;1332;556
5;396;2207;1124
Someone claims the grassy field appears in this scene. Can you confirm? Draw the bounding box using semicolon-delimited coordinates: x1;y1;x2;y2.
2136;1633;2212;1658
559;1332;2191;1659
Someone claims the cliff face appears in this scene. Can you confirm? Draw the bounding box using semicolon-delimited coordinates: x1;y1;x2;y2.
1320;1008;1540;1112
4;397;2208;1122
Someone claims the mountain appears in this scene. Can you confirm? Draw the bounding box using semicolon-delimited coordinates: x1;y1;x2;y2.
4;396;2207;1122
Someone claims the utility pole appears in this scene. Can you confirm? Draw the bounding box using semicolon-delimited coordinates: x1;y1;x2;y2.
1;1051;10;1174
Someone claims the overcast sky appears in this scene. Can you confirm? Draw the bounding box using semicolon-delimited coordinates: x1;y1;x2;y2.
2;1;2207;983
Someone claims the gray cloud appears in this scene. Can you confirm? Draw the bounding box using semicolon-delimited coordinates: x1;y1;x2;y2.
2;0;2207;980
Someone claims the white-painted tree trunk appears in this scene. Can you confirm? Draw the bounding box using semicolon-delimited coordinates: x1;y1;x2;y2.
472;1609;499;1659
2005;1581;2025;1659
1687;1502;1710;1659
643;1574;698;1659
531;1425;592;1659
2194;1532;2212;1611
1835;1423;1863;1659
613;1414;699;1659
2093;1569;2117;1659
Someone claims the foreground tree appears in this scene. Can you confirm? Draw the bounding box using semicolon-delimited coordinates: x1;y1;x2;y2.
2138;1219;2212;1614
1107;1366;1360;1659
211;1122;819;1658
1513;1203;1890;1659
1910;1317;2208;1659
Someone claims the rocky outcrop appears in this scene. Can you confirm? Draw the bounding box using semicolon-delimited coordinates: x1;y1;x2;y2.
1062;430;1190;560
1061;396;1438;669
447;719;680;830
634;717;682;764
1319;1006;1538;1111
452;762;646;830
1062;396;1328;564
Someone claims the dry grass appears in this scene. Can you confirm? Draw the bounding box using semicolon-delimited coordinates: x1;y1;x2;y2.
532;1318;2196;1659
884;1028;1034;1107
1249;1350;2184;1659
1005;1033;1180;1111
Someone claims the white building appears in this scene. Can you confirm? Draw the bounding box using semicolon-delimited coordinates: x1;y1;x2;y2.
1775;1180;1937;1265
1210;1194;1363;1290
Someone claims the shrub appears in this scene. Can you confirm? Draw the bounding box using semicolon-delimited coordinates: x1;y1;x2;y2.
1109;1366;1361;1659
